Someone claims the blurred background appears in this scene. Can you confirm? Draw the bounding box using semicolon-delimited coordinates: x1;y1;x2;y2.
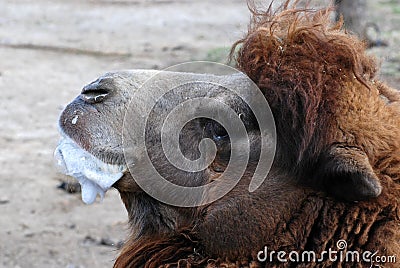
0;0;399;267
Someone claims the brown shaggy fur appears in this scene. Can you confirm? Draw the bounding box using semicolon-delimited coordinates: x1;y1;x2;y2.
111;1;400;267
232;0;400;188
234;1;384;169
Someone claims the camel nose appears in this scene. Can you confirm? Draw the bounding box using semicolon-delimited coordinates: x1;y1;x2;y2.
80;78;112;104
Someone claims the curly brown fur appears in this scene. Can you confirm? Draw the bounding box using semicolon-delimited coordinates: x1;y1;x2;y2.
231;0;400;194
231;0;379;168
377;81;400;103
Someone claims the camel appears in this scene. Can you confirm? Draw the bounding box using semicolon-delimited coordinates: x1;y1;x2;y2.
55;1;400;267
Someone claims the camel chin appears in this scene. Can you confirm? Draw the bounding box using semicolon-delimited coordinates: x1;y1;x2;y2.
54;133;126;204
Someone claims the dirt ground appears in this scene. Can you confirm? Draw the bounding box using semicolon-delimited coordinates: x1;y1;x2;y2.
0;0;399;267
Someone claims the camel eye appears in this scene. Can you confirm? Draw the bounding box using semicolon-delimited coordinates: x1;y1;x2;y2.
206;121;228;141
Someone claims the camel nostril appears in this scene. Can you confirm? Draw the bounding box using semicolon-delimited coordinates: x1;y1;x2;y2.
81;83;110;104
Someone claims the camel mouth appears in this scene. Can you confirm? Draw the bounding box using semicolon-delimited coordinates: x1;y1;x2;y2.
54;133;127;204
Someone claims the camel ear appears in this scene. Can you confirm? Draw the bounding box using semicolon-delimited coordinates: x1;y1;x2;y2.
314;145;382;201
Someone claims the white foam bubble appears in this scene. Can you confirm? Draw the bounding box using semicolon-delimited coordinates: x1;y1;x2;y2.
54;136;126;204
71;115;79;125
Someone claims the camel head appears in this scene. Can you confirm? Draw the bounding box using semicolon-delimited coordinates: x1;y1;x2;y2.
55;68;278;238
